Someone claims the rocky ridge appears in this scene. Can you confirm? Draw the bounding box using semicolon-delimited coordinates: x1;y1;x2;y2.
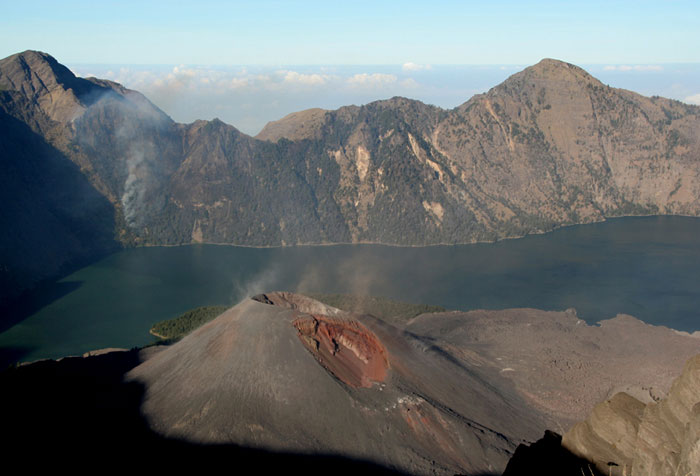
2;51;700;306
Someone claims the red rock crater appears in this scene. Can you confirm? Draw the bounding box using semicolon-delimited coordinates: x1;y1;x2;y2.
293;315;389;388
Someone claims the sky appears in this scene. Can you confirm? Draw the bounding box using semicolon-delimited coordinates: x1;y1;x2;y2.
2;0;700;134
2;0;700;65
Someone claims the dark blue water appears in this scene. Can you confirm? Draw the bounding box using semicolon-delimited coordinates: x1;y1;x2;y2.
2;216;699;366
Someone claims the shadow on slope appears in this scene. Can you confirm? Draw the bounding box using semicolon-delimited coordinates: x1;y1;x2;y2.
0;280;82;337
0;110;118;327
502;430;605;476
0;345;35;370
0;349;407;474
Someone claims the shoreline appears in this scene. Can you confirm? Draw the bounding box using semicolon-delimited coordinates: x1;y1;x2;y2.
149;329;167;339
132;214;700;251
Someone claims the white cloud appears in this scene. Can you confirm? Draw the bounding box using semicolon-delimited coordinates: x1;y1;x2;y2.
172;65;197;77
282;71;332;86
603;65;663;72
684;93;700;105
347;73;397;87
402;62;431;72
65;63;700;137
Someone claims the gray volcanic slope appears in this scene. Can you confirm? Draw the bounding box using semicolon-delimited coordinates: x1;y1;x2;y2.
405;308;700;427
128;293;700;475
128;293;543;475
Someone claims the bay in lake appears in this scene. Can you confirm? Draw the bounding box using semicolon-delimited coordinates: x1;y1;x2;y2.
2;215;699;367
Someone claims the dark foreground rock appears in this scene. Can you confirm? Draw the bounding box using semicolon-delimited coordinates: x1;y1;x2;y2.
502;430;603;476
0;347;405;474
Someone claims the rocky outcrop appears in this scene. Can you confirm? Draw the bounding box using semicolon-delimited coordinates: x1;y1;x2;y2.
562;392;645;472
502;430;601;476
561;354;700;476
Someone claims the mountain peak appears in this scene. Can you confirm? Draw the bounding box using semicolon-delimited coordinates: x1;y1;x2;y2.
0;50;78;92
516;57;598;84
3;49;55;65
484;57;604;104
0;49;116;123
534;57;576;68
256;107;329;142
0;50;174;127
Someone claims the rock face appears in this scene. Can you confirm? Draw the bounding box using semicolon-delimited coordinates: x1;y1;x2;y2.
561;354;700;476
562;392;645;472
3;51;700;303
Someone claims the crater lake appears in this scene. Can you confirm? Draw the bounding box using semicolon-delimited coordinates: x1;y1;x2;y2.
2;215;699;367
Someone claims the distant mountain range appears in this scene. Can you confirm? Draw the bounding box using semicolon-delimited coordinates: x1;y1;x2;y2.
1;50;699;304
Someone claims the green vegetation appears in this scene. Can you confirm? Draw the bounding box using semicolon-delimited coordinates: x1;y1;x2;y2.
308;293;446;323
150;305;228;341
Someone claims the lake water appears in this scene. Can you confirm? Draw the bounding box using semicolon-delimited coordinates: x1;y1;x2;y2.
2;216;699;367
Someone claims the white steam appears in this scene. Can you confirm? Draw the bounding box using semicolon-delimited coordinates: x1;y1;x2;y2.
121;142;156;227
232;265;282;302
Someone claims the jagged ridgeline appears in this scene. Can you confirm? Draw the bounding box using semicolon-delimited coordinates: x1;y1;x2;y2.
2;51;700;304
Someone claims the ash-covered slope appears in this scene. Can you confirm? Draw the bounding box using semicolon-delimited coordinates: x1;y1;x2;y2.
126;293;700;475
127;292;543;475
405;309;700;427
0;346;406;474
